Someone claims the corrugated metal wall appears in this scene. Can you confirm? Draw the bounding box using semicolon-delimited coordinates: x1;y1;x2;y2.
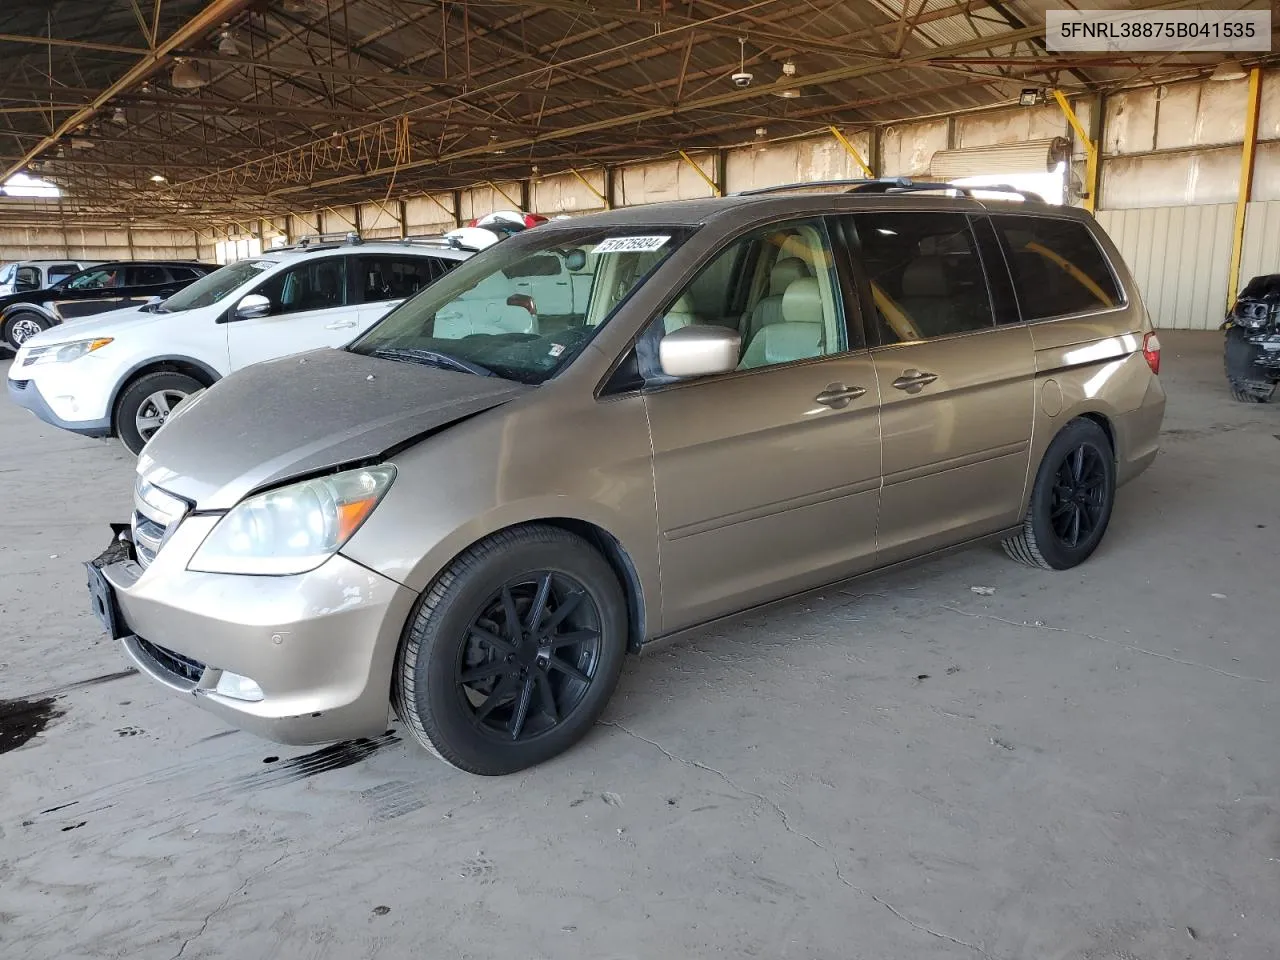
1096;201;1280;329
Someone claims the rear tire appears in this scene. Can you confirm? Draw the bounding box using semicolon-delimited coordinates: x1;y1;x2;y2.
1003;418;1116;571
392;525;627;775
114;371;204;455
3;310;49;350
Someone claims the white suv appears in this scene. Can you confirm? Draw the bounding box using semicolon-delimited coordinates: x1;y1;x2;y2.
7;239;472;453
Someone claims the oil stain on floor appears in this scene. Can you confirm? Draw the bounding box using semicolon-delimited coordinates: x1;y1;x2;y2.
0;697;66;755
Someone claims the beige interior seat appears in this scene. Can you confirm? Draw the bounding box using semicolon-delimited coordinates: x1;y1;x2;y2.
662;294;700;333
739;277;826;369
745;257;810;344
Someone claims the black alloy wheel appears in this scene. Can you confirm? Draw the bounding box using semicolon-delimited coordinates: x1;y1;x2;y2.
1003;417;1116;570
393;524;627;775
456;572;603;743
1048;443;1108;549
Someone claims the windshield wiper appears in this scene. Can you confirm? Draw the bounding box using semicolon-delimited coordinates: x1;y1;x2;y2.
368;346;496;378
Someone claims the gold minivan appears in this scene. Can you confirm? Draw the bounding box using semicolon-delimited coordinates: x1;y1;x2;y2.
88;183;1165;775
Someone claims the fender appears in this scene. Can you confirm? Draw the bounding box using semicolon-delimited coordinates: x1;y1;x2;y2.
1;301;57;324
107;354;225;417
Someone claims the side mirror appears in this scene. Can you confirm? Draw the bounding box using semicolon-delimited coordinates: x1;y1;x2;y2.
659;325;741;379
234;293;272;320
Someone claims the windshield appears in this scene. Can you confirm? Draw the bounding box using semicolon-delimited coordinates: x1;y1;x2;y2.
160;258;276;312
348;225;693;384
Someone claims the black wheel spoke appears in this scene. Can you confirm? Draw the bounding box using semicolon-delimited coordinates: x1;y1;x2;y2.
459;661;506;685
1051;500;1073;520
548;628;600;650
455;568;603;744
509;675;536;740
1068;505;1082;545
542;589;585;632
470;625;515;655
547;655;591;685
526;573;553;631
475;673;519;722
535;670;558;723
500;586;522;641
1070;445;1085;483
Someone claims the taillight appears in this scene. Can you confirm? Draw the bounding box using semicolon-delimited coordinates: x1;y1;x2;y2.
1142;332;1161;375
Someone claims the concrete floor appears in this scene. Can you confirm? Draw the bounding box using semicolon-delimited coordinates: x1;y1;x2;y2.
1;331;1276;960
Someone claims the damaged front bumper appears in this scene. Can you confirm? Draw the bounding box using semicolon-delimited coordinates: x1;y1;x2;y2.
85;522;418;745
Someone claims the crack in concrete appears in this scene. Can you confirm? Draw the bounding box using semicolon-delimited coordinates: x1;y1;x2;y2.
939;605;1271;684
601;720;996;960
168;852;290;960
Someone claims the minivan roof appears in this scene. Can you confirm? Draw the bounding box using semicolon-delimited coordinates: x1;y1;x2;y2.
534;188;1093;232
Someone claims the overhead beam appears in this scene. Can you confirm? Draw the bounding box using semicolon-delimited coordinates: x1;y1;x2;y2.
1;0;258;184
0;34;150;56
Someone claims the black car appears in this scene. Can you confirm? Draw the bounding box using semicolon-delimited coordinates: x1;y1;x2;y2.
1;260;218;349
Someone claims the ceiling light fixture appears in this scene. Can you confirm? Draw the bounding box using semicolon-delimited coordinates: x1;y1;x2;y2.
111;107;127;125
216;25;239;55
150;173;167;182
1209;59;1246;81
782;60;797;78
171;58;206;90
1019;88;1043;106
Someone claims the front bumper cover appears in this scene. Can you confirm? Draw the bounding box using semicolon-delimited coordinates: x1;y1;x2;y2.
87;523;418;745
7;374;112;437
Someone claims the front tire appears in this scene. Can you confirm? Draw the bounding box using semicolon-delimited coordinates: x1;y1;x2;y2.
114;371;204;455
3;311;49;350
393;525;628;775
1003;418;1116;570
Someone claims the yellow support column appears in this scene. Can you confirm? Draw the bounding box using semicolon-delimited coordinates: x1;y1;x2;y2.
829;125;875;178
678;150;721;197
1053;89;1099;214
1226;67;1263;312
568;168;609;208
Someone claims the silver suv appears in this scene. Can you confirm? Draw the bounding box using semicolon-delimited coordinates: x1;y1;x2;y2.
88;183;1165;775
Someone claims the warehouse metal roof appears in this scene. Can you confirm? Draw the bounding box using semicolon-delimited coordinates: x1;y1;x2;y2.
1;0;1274;226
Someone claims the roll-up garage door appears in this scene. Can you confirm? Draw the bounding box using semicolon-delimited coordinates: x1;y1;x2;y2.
928;138;1069;178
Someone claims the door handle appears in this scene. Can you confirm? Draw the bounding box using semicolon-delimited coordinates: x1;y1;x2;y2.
891;369;938;394
814;382;867;409
324;320;357;330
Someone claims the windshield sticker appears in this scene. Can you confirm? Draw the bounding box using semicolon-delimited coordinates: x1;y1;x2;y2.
548;343;566;357
593;235;670;254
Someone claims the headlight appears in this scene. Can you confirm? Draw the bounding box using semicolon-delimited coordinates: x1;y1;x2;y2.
22;337;113;367
188;465;396;575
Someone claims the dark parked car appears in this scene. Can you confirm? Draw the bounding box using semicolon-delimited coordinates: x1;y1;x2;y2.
1222;274;1280;403
1;260;218;349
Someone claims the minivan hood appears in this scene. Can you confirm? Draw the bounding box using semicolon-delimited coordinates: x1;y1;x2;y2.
138;348;533;509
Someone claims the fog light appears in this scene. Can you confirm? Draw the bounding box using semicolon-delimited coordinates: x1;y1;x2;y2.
215;671;264;701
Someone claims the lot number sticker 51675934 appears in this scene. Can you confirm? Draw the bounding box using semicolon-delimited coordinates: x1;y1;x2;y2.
593;236;670;254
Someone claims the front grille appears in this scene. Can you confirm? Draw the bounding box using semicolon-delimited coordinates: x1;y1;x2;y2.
132;477;188;568
10;379;28;391
134;637;206;686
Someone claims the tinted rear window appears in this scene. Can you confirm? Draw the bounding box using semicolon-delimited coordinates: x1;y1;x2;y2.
992;215;1122;321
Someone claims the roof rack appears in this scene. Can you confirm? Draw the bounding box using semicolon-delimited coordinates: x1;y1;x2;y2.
845;177;1044;202
734;177;1044;203
734;179;877;196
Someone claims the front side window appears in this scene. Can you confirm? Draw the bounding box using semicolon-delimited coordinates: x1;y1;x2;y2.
992;215;1122;321
253;257;348;315
654;217;848;372
850;211;995;344
158;258;277;312
62;267;123;291
358;255;450;304
349;226;694;384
